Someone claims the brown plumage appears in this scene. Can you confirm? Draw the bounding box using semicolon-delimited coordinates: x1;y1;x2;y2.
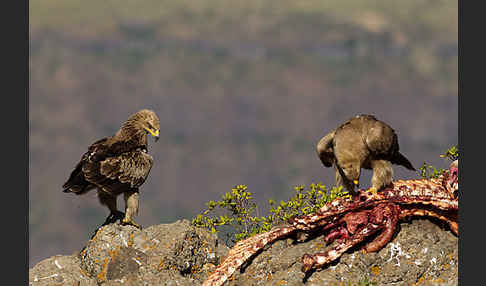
62;109;160;228
317;114;415;195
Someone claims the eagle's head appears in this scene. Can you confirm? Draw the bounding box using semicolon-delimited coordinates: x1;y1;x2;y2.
125;109;161;142
338;163;361;192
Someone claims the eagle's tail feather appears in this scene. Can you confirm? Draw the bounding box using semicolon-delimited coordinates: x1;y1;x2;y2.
393;152;416;171
63;186;93;195
62;180;94;195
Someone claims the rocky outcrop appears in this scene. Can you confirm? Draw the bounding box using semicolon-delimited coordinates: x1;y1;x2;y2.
29;220;229;285
226;219;457;286
30;219;457;285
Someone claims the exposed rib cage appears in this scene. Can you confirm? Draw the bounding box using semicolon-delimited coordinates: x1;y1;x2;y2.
203;165;458;286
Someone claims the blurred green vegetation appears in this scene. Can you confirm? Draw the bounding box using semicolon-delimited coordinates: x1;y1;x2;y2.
30;0;457;90
31;0;457;38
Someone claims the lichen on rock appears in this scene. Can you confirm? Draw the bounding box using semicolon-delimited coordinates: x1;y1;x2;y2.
30;218;457;285
30;219;229;285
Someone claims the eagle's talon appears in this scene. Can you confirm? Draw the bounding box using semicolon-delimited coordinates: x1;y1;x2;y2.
112;211;125;220
122;218;141;229
342;194;353;201
367;187;378;195
103;211;125;225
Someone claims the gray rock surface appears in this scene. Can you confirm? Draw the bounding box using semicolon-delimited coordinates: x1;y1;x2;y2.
29;219;229;286
227;219;457;286
30;219;457;285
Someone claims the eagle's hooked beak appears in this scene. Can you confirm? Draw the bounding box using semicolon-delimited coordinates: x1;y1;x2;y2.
145;128;160;142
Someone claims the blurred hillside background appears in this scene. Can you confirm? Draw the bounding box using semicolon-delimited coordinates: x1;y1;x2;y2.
29;0;457;267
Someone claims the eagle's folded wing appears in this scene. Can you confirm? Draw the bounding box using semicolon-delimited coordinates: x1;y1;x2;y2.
317;129;336;167
363;121;401;163
100;151;154;188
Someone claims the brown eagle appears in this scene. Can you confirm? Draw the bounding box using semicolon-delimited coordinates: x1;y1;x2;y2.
62;109;160;228
317;114;415;195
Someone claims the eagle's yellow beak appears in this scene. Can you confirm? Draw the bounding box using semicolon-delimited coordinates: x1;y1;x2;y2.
353;180;359;185
145;128;160;141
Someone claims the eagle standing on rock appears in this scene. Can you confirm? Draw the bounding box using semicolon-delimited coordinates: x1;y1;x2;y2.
62;109;160;228
317;114;415;195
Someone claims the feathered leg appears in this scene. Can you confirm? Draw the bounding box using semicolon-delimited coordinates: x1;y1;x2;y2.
122;189;140;228
370;159;393;193
98;191;124;225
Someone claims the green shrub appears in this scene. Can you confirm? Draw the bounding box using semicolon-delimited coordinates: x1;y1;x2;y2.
192;183;349;244
418;145;459;179
440;145;459;161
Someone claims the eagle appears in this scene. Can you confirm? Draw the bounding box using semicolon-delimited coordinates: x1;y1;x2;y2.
316;114;415;195
62;109;160;228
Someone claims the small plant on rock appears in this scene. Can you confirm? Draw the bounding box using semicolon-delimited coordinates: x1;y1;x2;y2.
418;145;459;179
192;183;349;244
